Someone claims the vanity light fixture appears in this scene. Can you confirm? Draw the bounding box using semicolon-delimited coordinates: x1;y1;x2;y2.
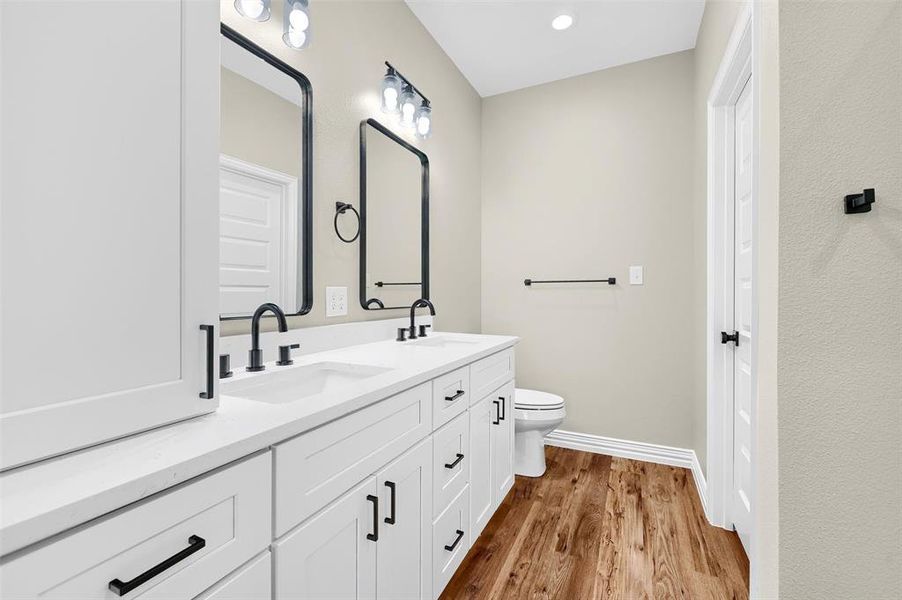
283;0;311;49
234;0;271;22
380;61;433;138
551;13;574;30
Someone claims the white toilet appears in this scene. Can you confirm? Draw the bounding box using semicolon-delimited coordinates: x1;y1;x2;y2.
513;388;566;477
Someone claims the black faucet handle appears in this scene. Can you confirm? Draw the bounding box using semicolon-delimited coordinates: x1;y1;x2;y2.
418;324;431;337
277;343;300;366
396;327;408;342
219;354;233;379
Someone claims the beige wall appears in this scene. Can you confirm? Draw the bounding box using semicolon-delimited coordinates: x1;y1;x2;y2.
220;0;482;335
777;0;901;595
481;50;697;449
691;0;745;472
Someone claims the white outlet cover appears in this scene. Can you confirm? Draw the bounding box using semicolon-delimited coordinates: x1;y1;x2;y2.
629;266;644;285
325;286;348;317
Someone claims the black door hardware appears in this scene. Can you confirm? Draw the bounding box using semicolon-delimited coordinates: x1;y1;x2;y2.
384;481;396;525
445;390;465;402
721;331;740;346
334;202;360;243
444;453;465;469
366;494;379;541
444;529;465;552
277;343;300;366
108;535;205;596
524;277;616;286
199;325;215;399
498;396;506;421
844;188;875;214
219;354;233;379
492;400;501;425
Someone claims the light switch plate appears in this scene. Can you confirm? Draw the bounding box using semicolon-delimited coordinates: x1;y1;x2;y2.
325;286;348;317
629;266;644;285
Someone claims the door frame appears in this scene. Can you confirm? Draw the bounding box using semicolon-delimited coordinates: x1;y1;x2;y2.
706;2;756;536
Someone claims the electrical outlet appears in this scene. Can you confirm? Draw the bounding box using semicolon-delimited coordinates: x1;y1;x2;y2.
325;286;348;317
629;266;644;285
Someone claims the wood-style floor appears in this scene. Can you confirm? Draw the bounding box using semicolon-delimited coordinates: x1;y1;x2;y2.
441;446;748;600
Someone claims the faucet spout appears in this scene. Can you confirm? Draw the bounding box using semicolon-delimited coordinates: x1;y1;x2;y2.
408;298;435;339
247;302;289;372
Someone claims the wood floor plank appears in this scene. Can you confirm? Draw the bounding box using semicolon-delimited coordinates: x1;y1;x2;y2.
440;446;749;600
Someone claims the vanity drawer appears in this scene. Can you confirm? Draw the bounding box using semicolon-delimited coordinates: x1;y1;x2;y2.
469;348;515;404
432;366;470;428
275;383;432;536
432;485;470;599
0;453;271;600
433;411;469;518
196;551;271;600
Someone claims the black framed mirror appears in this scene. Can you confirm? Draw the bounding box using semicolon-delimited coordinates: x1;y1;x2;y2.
219;24;313;320
359;118;430;310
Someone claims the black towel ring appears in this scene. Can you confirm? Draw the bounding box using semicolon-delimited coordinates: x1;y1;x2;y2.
334;202;360;243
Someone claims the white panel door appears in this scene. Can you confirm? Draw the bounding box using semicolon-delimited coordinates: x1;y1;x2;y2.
731;74;754;552
219;155;297;317
0;0;220;470
274;477;378;600
376;439;432;600
469;394;494;540
491;383;515;507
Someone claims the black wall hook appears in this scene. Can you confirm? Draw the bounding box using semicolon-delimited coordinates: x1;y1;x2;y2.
844;188;875;214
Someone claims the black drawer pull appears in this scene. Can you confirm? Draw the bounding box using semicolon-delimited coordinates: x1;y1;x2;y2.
444;529;465;552
444;453;465;469
366;494;379;541
108;535;205;596
384;481;396;525
199;325;215;399
498;396;506;421
444;389;465;402
492;399;500;425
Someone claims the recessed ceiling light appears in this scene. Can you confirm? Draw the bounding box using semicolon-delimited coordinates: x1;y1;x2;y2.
551;14;574;31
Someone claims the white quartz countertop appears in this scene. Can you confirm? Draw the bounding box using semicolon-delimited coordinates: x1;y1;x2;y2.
0;332;517;556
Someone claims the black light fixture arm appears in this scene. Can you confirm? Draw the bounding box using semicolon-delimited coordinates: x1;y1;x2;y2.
385;61;430;105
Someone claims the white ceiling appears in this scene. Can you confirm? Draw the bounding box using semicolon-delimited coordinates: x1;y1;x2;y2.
405;1;706;97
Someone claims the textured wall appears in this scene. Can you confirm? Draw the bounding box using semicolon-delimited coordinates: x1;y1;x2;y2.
481;51;697;449
691;0;745;472
778;0;902;595
220;0;482;335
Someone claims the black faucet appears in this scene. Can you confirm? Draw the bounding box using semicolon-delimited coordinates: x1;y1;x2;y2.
400;298;435;341
247;302;289;372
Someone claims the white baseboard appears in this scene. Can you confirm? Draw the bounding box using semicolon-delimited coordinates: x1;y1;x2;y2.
545;429;711;523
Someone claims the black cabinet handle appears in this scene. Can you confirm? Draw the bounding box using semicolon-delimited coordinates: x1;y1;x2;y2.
498;396;506;421
444;389;465;402
444;529;464;552
444;453;465;469
492;400;500;425
366;494;379;541
384;481;396;525
199;325;215;399
108;535;205;596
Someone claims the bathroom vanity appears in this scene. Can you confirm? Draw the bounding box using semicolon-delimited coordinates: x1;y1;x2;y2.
0;332;518;599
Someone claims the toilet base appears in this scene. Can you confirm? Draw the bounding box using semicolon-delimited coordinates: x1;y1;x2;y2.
515;429;549;477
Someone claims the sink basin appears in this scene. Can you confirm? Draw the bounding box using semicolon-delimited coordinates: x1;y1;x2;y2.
408;336;479;349
222;362;392;404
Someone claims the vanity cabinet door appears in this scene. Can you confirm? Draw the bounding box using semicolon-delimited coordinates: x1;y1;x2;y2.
490;382;516;508
274;477;378;600
0;0;220;470
469;394;494;540
376;439;433;600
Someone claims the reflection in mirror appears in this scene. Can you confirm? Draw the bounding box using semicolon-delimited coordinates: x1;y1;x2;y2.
219;26;312;320
359;119;429;310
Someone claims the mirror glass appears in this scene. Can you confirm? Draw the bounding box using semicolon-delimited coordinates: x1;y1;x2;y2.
360;119;429;310
219;29;311;319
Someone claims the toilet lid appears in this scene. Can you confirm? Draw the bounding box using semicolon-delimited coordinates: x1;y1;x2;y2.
515;388;564;410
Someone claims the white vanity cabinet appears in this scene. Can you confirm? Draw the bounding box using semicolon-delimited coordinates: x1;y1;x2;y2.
0;0;221;471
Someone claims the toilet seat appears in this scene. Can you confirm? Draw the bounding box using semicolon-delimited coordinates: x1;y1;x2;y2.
515;389;564;410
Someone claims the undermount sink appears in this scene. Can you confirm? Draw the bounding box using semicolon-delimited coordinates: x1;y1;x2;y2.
408;336;479;349
222;362;392;405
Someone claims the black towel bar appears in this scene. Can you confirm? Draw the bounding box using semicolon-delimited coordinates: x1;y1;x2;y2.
524;277;616;286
